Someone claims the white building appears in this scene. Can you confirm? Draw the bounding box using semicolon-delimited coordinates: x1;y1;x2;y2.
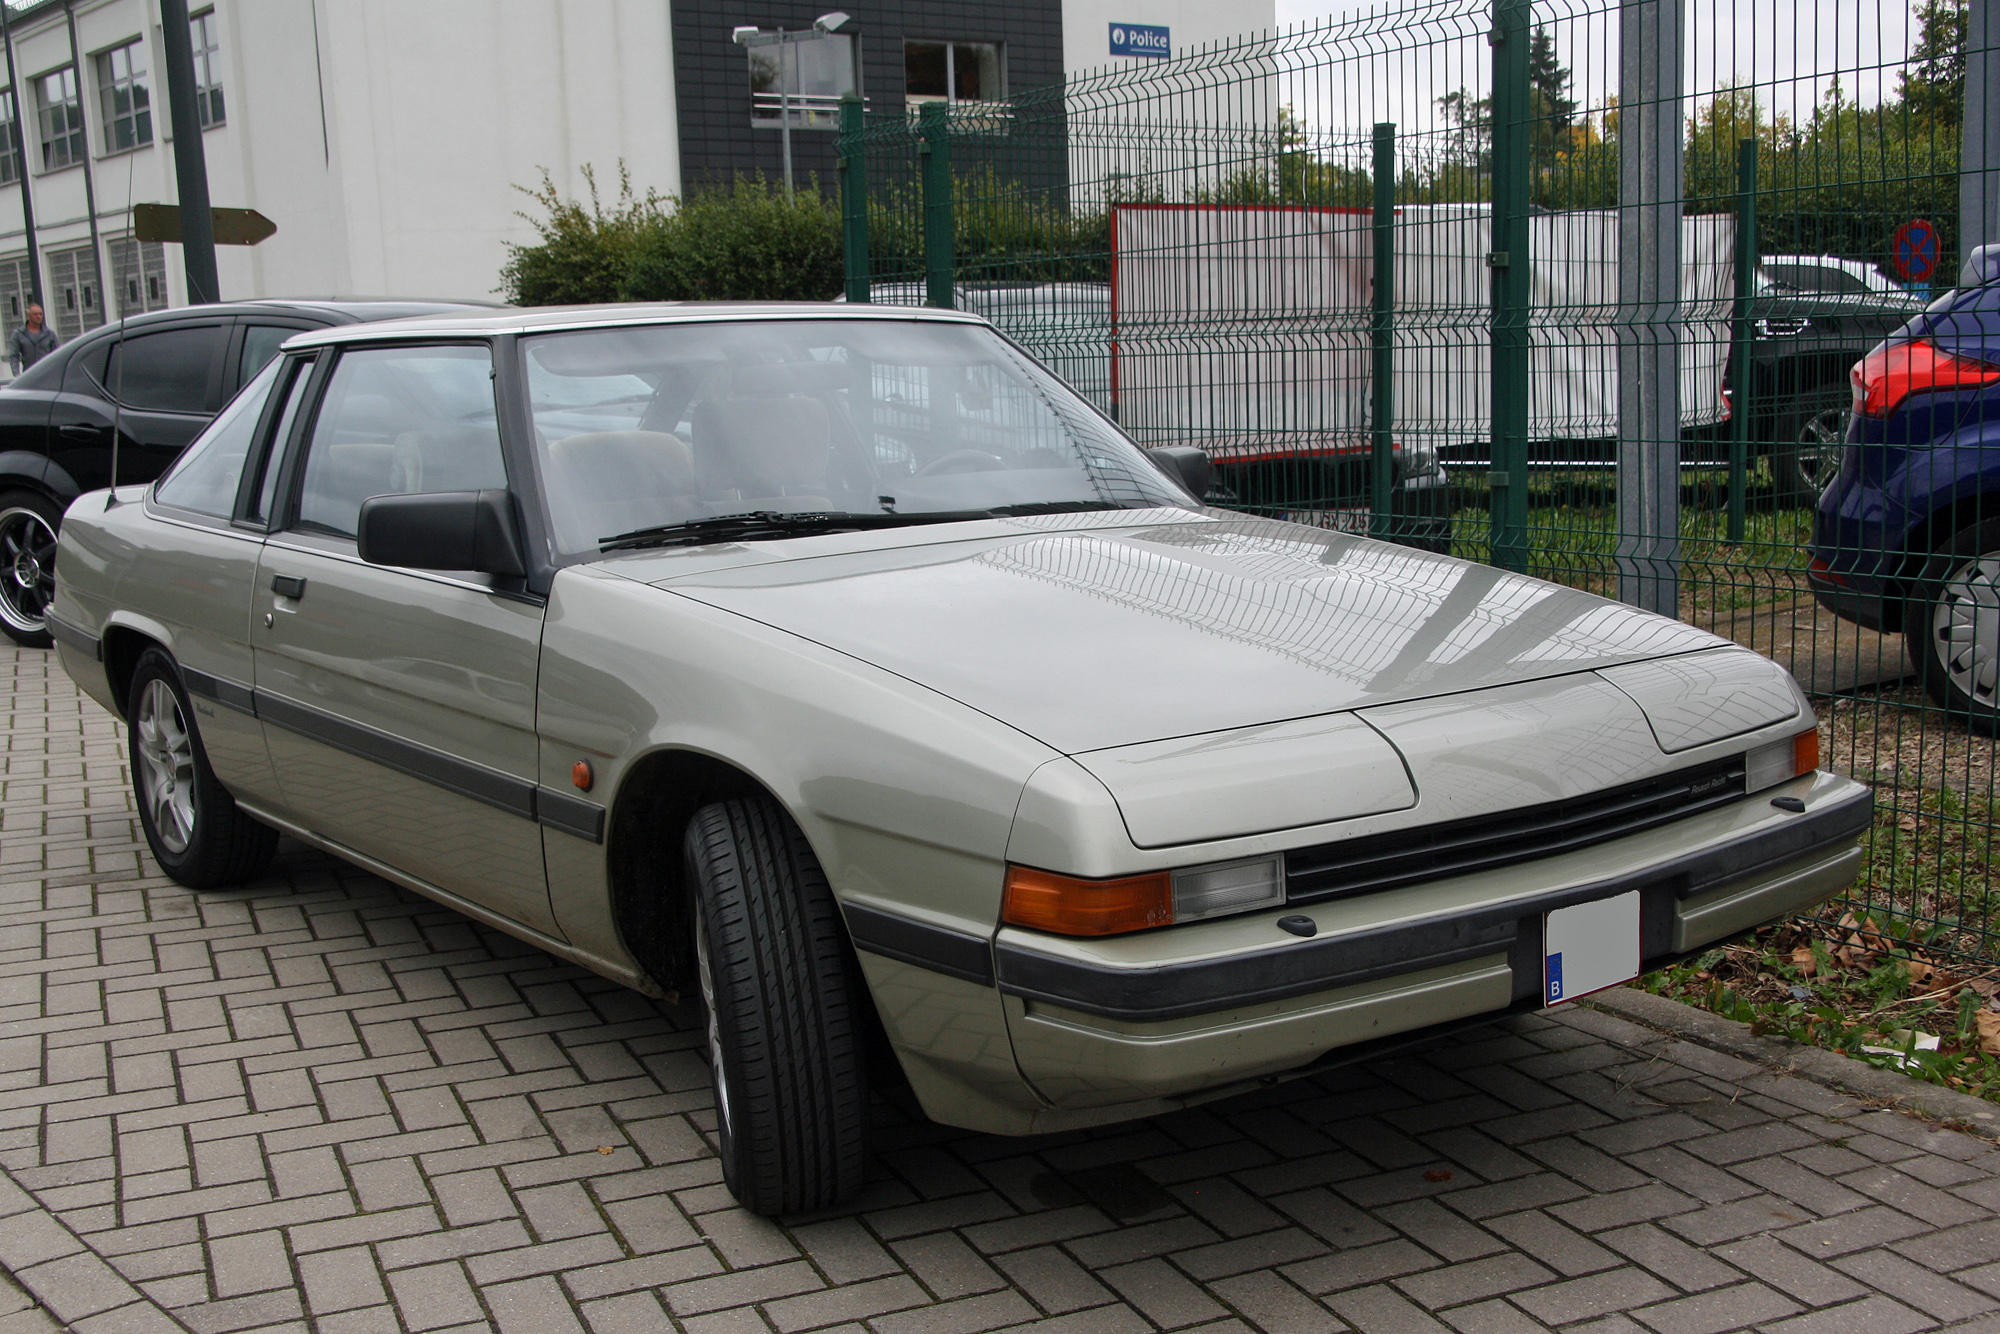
0;0;1272;339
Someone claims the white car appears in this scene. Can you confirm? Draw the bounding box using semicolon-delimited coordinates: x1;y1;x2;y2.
46;304;1872;1214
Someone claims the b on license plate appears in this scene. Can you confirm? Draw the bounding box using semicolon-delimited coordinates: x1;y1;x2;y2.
1545;891;1640;1006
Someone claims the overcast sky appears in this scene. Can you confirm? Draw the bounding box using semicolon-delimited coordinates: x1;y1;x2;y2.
1268;0;1919;139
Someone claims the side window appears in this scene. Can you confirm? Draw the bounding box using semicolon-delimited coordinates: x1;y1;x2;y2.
105;326;225;412
248;355;317;525
62;338;109;393
152;355;286;518
239;324;298;385
294;344;505;540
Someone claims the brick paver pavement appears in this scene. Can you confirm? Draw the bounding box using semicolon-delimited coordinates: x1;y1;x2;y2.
5;641;2000;1334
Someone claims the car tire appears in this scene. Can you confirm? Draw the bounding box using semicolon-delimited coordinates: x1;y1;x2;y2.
127;648;278;887
1770;387;1851;509
1910;518;2000;734
684;796;868;1215
0;489;62;649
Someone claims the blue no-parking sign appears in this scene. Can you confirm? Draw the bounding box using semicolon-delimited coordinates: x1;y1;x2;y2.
1110;23;1170;57
1893;218;1941;284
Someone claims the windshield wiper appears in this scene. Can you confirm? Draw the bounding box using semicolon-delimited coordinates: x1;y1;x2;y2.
599;501;1148;552
600;509;994;551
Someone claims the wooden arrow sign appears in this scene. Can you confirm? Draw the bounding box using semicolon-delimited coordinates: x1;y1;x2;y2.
132;203;277;246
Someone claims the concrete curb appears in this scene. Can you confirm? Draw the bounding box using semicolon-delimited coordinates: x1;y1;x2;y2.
1587;985;2000;1138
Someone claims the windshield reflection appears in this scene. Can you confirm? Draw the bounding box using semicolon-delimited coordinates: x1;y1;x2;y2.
521;319;1191;553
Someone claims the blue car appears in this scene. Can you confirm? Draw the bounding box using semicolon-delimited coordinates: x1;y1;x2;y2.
1811;245;2000;728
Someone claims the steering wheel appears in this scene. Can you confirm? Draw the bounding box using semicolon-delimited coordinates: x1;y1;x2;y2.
914;449;1008;477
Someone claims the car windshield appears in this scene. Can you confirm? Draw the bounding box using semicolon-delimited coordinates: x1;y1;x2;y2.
520;318;1191;552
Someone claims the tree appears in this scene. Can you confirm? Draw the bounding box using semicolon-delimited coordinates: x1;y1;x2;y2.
1900;0;1966;126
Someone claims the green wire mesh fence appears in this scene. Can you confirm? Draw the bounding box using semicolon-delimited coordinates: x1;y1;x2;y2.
839;0;1998;963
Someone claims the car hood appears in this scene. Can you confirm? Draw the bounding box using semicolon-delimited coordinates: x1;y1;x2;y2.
646;512;1732;753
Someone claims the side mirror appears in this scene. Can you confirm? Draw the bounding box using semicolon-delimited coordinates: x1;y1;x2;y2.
1147;446;1212;502
357;490;527;578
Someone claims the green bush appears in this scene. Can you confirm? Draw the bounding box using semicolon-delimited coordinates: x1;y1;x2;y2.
499;166;842;306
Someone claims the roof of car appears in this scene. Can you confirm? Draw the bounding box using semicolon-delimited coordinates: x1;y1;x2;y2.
50;298;499;341
281;302;987;348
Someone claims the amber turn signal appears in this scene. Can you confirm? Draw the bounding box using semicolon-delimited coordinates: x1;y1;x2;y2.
1793;727;1819;777
572;760;593;791
1002;865;1173;936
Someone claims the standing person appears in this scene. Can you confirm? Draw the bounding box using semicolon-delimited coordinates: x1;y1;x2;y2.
8;303;57;374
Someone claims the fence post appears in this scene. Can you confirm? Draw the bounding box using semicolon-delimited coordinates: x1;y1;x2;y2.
839;97;870;305
920;101;955;310
1728;137;1757;544
1488;0;1532;573
1614;0;1684;615
1371;123;1397;541
1964;0;2000;263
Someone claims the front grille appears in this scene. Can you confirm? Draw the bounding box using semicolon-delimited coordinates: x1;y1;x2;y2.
1285;755;1748;904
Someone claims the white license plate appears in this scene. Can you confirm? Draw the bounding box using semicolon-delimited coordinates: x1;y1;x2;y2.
1544;891;1641;1005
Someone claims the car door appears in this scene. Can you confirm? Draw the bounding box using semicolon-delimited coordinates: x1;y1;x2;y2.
135;352;309;807
49;321;228;492
251;340;558;936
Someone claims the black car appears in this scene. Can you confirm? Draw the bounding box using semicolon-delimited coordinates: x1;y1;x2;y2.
0;299;494;646
1732;269;1925;506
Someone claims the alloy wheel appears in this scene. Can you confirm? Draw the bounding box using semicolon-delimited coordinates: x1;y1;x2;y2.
1930;554;2000;712
134;678;198;855
0;505;57;637
694;904;734;1141
1789;407;1847;501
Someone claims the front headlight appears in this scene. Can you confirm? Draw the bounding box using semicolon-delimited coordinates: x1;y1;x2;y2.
1002;854;1286;936
1746;727;1821;792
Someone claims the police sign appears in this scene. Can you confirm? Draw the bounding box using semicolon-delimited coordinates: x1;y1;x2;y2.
1109;23;1170;57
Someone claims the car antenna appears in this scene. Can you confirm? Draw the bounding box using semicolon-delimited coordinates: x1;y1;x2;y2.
105;148;138;510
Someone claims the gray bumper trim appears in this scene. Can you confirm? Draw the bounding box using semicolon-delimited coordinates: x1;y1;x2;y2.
991;784;1874;1023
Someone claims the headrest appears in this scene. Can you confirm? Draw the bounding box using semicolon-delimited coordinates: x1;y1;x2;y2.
549;431;694;495
690;396;831;497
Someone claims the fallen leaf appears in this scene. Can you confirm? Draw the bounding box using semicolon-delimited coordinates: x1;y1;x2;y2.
1423;1169;1453;1182
1790;946;1817;977
1976;1012;2000;1057
596;1146;617;1155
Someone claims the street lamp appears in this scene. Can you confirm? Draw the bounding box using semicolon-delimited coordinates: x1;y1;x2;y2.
732;12;856;199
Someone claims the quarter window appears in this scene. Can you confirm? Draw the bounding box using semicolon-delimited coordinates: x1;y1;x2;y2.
295;345;507;539
96;40;151;153
36;67;83;170
191;10;223;127
153;354;284;518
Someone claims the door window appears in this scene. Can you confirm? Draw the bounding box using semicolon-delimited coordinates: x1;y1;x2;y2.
294;344;506;539
239;324;299;385
152;355;285;517
105;325;224;412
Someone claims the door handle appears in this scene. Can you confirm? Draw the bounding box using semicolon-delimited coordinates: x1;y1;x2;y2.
58;423;106;439
270;574;306;599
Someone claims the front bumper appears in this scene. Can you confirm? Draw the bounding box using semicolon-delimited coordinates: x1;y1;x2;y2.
853;771;1871;1130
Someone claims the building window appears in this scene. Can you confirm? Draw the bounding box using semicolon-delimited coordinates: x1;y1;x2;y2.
0;253;34;351
904;41;1003;107
746;31;855;130
191;9;223;127
0;90;19;185
97;40;151;153
108;236;167;318
36;67;83;171
46;244;101;340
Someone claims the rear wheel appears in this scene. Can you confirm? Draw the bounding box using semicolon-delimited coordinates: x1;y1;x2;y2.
684;796;868;1215
0;490;61;648
1769;388;1850;509
127;648;278;886
1910;519;2000;734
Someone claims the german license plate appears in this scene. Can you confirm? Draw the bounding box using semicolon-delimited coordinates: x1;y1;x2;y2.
1545;891;1641;1006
